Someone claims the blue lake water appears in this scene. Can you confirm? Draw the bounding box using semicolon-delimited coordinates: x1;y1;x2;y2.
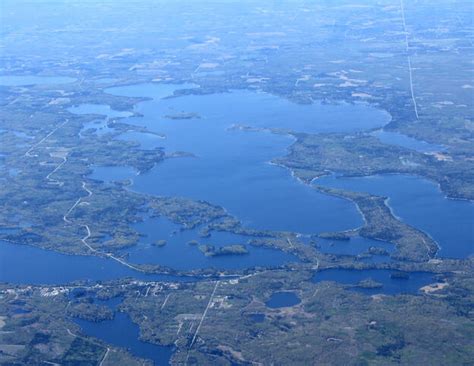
106;84;391;134
121;216;297;270
0;240;192;285
13;308;31;315
86;83;473;260
313;269;435;295
74;312;172;366
266;291;301;308
316;175;474;259
1;80;458;362
91;153;363;235
2;82;468;291
371;130;446;153
87;84;394;235
0;75;76;86
315;236;395;257
358;254;394;264
79;119;115;137
106;82;196;99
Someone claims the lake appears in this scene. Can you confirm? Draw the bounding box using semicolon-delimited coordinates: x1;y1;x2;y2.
371;130;446;153
74;312;173;365
4;83;458;366
87;83;473;260
315;236;395;257
120;216;298;270
316;174;474;259
313;269;435;295
79;119;115;137
0;240;192;285
266;291;301;308
89;84;393;235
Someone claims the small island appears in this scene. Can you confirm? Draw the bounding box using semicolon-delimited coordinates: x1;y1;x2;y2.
318;232;352;241
152;239;167;247
164;112;200;120
198;244;249;257
367;246;390;256
355;279;383;289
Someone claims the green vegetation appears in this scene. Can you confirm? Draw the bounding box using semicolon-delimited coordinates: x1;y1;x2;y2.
153;239;167;247
315;186;438;261
1;266;473;365
355;279;383;289
0;0;472;364
276;132;474;200
67;302;114;322
197;244;249;257
0;285;147;365
164;112;201;120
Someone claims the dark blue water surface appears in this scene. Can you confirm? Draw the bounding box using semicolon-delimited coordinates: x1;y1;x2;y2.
88;83;394;234
74;312;172;366
121;216;297;270
13;308;31;314
79;119;115;137
316;236;395;257
88;83;473;259
316;175;474;259
313;269;435;295
106;84;391;134
0;240;191;285
3;82;457;363
371;130;446;153
266;291;301;308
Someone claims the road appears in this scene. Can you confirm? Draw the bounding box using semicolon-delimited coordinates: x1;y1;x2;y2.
189;280;220;348
400;0;419;119
24;119;69;158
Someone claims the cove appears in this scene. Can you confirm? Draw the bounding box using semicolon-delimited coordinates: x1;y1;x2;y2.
315;174;474;259
313;269;435;295
79;119;115;137
89;83;391;235
119;216;297;270
371;130;446;153
105;85;391;134
0;240;193;285
74;312;172;365
315;236;395;257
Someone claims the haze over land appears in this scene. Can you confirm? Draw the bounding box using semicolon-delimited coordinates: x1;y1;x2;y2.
0;1;473;365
